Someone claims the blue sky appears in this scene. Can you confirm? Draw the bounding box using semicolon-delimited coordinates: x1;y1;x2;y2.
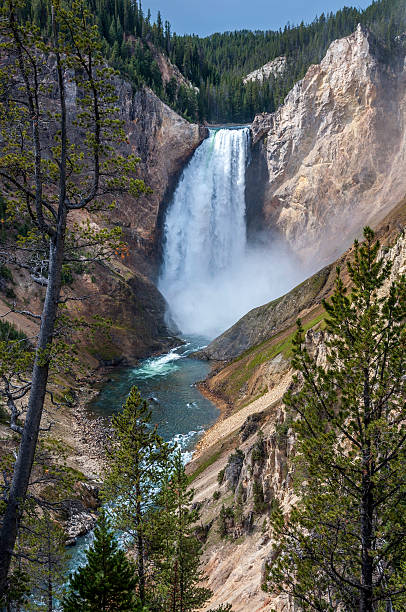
143;0;373;36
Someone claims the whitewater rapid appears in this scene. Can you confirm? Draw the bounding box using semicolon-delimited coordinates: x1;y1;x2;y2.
159;127;302;338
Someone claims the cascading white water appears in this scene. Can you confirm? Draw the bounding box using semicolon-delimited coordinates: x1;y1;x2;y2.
159;127;302;339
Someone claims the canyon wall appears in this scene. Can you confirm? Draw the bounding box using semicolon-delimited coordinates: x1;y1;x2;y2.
75;84;207;360
113;83;207;266
191;203;406;612
1;71;207;362
249;25;406;265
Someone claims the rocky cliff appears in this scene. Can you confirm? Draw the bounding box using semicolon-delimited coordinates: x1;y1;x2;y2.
249;25;406;264
196;266;332;361
115;84;207;264
1;74;207;362
243;56;288;84
75;84;207;360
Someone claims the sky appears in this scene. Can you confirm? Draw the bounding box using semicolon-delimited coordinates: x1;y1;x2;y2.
142;0;373;37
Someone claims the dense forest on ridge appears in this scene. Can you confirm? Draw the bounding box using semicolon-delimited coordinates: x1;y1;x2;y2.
26;0;406;122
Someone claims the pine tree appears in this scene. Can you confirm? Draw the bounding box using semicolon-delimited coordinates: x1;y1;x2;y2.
0;0;147;595
148;450;211;611
264;228;406;611
63;514;140;612
102;386;170;607
24;511;68;611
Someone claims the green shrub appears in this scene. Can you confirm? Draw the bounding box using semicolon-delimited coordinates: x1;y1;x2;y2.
4;287;16;299
61;261;87;286
0;320;27;342
274;415;294;444
0;265;14;284
253;479;267;514
217;468;225;485
213;490;220;501
218;504;234;539
61;265;74;285
0;402;9;425
269;497;282;520
251;432;266;464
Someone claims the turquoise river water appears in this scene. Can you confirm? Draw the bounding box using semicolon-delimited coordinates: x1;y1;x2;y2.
68;334;218;572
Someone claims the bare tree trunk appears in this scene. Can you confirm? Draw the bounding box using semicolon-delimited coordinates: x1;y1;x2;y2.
360;466;374;612
360;369;374;612
47;575;52;612
0;210;67;597
135;476;145;606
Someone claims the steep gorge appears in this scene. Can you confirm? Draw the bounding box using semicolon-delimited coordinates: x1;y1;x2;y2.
186;26;406;610
202;24;406;362
189;197;406;612
3;16;406;604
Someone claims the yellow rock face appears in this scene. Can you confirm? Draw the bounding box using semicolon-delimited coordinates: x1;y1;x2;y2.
252;25;406;267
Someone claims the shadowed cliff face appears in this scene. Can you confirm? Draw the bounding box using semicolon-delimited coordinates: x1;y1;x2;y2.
1;71;207;363
70;84;207;359
80;79;208;276
120;87;208;267
251;25;406;265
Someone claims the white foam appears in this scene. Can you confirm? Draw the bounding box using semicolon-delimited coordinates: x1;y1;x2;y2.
171;428;205;464
134;348;184;379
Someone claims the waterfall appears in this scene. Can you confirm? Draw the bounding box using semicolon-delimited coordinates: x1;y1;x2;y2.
159;127;301;339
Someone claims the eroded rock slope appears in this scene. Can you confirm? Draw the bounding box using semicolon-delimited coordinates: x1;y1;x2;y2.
190;202;406;612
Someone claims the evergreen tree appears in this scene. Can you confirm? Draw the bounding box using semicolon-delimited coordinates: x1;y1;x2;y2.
102;387;170;607
148;450;211;611
63;514;140;612
264;228;406;611
0;0;147;595
24;511;68;611
21;0;406;123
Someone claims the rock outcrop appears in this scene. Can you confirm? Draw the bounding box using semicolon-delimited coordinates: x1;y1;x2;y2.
243;55;287;84
115;85;207;262
192;206;406;611
250;25;406;264
76;85;207;360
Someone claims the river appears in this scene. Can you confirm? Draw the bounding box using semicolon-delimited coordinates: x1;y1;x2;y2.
68;125;291;574
68;334;218;573
88;334;219;462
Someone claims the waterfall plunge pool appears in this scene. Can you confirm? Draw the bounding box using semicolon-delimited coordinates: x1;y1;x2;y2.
69;124;304;574
87;334;219;462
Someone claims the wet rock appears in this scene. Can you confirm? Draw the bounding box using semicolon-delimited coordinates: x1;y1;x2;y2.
63;499;97;546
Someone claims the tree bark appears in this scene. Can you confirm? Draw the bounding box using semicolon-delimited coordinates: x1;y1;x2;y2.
135;479;145;606
360;370;374;612
360;469;374;612
0;209;67;597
